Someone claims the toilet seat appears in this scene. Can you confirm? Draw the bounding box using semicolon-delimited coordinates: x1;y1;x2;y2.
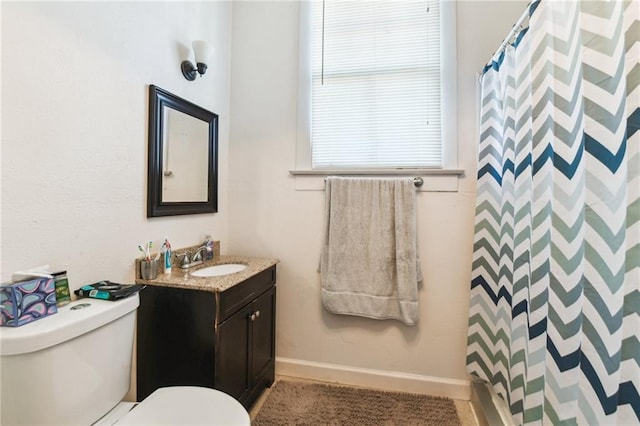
116;387;250;425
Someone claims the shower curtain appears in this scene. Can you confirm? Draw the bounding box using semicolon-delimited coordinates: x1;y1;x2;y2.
466;0;639;425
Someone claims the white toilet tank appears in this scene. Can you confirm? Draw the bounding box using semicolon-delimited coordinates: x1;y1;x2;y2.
0;294;139;425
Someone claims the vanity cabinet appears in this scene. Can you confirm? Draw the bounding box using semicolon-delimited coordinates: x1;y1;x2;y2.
136;265;276;409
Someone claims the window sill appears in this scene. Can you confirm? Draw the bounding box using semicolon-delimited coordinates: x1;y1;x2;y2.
289;168;465;192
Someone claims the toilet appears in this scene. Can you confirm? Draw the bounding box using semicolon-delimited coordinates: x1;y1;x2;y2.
0;293;250;425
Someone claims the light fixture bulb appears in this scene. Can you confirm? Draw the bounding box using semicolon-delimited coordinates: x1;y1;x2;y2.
192;40;214;65
181;40;214;81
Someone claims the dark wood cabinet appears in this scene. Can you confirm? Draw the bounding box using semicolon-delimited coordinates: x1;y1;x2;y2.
136;265;276;409
251;288;276;384
215;286;275;404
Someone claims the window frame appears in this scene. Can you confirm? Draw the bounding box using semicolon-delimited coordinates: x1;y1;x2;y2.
294;0;459;176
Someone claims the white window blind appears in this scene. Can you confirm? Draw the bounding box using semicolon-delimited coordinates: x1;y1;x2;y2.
311;0;442;169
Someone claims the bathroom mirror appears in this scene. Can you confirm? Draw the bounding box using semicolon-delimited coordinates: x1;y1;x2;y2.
147;85;218;217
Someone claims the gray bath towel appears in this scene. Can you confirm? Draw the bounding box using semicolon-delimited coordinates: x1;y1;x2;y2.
320;177;422;325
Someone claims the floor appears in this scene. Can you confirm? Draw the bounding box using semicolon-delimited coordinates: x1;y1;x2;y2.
250;375;479;425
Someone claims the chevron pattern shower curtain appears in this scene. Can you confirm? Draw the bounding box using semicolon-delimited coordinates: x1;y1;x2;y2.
466;0;639;424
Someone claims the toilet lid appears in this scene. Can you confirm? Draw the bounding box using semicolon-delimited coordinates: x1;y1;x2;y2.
117;387;250;425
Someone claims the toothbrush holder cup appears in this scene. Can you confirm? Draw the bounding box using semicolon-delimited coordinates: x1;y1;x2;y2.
140;258;159;280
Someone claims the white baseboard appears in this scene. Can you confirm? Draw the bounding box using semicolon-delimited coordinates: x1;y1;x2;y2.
275;357;471;401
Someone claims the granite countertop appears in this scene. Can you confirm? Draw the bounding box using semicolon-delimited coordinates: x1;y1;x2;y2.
135;255;278;293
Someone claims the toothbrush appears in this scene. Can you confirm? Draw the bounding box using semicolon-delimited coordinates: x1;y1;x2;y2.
138;245;147;259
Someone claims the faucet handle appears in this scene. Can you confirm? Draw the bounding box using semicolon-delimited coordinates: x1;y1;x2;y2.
176;252;191;266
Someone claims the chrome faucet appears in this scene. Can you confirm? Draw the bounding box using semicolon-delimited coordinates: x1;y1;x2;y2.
191;246;209;263
177;246;210;269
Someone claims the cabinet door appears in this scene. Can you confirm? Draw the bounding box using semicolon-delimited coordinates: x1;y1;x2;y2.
250;286;276;385
215;303;253;401
137;285;216;401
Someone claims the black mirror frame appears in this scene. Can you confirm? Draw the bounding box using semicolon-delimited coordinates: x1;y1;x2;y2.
147;85;218;217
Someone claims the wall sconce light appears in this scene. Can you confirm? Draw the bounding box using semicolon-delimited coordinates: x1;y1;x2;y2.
181;40;214;81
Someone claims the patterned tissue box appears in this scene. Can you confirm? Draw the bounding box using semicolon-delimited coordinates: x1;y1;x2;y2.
0;277;58;327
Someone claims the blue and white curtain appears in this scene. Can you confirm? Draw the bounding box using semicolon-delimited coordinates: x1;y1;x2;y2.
467;0;639;424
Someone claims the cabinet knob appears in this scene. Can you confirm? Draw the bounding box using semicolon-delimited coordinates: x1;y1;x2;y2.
255;310;260;318
250;313;256;321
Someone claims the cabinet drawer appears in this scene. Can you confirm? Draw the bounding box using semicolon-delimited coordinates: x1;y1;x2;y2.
218;266;275;322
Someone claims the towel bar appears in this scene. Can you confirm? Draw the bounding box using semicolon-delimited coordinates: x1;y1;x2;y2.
323;176;425;188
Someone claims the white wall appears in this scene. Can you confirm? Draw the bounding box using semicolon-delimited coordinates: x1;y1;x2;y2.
1;0;528;402
227;0;526;396
1;2;232;286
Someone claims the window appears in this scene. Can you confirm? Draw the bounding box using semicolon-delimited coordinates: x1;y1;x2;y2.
296;0;457;171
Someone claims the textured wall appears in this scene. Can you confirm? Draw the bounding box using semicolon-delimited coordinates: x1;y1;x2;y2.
1;2;232;286
227;1;527;388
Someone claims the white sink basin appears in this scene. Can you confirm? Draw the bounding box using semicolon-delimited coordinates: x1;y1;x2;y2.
190;264;247;277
